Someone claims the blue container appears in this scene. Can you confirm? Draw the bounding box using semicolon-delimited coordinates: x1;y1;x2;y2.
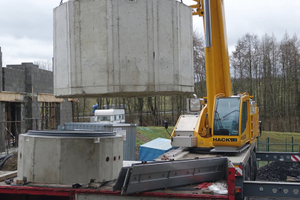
139;138;173;161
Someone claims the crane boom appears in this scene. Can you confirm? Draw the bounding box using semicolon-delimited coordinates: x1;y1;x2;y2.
202;0;232;129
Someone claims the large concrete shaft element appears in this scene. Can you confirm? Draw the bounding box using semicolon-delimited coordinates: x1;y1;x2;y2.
17;131;123;184
53;0;194;98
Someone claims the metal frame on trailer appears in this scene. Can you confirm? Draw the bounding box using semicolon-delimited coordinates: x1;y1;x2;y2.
235;151;300;200
256;152;300;162
244;181;300;198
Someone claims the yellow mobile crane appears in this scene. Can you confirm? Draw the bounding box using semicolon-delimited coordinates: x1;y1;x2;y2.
171;0;260;153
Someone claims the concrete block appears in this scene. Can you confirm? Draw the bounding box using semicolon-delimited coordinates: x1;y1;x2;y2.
54;0;194;98
17;132;123;184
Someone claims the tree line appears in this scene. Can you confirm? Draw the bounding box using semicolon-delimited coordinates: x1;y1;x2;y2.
194;32;300;132
74;32;300;133
73;95;187;127
230;32;300;132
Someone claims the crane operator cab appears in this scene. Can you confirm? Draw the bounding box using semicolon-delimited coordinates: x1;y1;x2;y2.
214;97;240;136
211;94;260;152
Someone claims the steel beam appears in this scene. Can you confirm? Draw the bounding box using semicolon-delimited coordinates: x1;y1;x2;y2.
117;157;228;195
256;152;300;162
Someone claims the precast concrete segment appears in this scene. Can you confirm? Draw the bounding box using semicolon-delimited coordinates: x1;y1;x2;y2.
53;0;194;98
17;132;123;184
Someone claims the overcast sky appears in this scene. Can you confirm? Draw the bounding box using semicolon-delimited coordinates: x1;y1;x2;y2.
0;0;299;67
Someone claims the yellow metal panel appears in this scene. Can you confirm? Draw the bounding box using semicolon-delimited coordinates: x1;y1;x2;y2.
191;0;204;16
194;105;214;148
37;93;64;103
0;92;25;102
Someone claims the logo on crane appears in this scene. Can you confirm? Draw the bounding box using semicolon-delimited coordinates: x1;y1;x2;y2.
213;138;237;142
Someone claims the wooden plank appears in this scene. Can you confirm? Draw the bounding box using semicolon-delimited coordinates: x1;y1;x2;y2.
0;171;17;182
37;93;64;103
0;92;24;102
286;176;300;182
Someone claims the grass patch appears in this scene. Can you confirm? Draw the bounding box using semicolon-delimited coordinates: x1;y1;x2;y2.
136;139;144;146
258;131;300;152
137;126;173;144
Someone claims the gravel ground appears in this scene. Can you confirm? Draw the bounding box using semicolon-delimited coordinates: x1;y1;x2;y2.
256;161;300;182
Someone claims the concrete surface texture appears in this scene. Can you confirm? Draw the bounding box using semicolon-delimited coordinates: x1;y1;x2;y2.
54;0;194;98
17;133;123;184
61;123;137;160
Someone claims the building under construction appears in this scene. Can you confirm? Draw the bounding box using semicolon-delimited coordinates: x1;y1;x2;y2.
0;47;73;152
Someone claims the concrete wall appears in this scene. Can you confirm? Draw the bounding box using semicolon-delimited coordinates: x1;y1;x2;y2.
3;67;25;92
20;104;26;135
22;63;53;94
6;63;53;94
60;99;73;125
33;68;53;94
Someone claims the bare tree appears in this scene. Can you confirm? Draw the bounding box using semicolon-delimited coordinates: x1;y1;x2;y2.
193;32;206;97
34;60;53;71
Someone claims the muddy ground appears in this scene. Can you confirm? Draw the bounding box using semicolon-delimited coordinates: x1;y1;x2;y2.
1;152;18;171
135;131;151;160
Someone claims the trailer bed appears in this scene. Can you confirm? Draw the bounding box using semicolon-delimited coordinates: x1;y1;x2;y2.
0;175;231;200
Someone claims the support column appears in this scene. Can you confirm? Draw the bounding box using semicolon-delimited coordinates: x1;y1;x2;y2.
0;102;6;152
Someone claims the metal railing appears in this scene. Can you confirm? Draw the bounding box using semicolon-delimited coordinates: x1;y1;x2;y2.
257;137;300;152
257;137;300;167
